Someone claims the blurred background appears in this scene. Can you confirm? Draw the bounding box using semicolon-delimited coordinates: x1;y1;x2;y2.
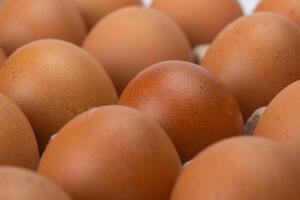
143;0;261;15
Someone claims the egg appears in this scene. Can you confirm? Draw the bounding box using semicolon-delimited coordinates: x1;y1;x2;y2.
202;12;300;120
38;105;181;200
70;0;141;30
0;167;71;200
256;0;300;27
119;61;244;162
0;0;86;55
83;6;193;94
0;93;39;169
0;47;5;66
171;136;300;200
254;80;300;152
0;39;117;152
152;0;243;46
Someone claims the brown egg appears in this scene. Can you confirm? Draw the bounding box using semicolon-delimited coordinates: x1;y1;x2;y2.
152;0;243;46
83;6;193;94
0;47;5;67
256;0;300;27
0;39;117;152
38;105;181;200
202;12;300;120
0;167;71;200
70;0;141;30
119;61;244;162
254;80;300;152
0;0;86;55
0;93;39;169
171;136;300;200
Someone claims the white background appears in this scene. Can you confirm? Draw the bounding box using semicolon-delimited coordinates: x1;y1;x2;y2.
143;0;261;15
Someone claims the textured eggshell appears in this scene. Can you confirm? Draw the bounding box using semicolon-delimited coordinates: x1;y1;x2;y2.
119;61;244;162
0;0;86;55
0;167;71;200
0;39;117;152
152;0;243;46
83;6;193;94
70;0;141;29
202;12;300;119
0;93;39;169
38;105;181;200
256;0;300;27
0;48;5;67
254;80;300;152
171;137;300;200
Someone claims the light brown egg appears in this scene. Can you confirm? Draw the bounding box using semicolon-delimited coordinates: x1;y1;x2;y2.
171;136;300;200
83;6;193;94
0;167;71;200
254;80;300;152
70;0;141;30
0;0;86;55
0;93;39;169
152;0;243;46
256;0;300;27
202;12;300;120
0;39;117;152
119;61;244;162
38;105;181;200
0;47;5;67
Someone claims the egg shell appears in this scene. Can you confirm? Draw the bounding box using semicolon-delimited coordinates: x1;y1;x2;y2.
83;6;193;94
0;39;117;152
202;12;300;119
254;80;300;151
38;105;181;200
0;47;5;67
119;61;244;162
256;0;300;27
0;167;71;200
70;0;141;30
171;136;300;200
0;0;86;55
152;0;243;46
0;93;39;169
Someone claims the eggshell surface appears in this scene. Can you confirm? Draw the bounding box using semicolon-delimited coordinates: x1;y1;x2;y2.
119;61;244;162
0;0;86;55
171;137;300;200
254;80;300;152
152;0;243;46
0;48;5;67
0;39;117;152
70;0;141;29
38;105;181;200
256;0;300;27
202;12;300;119
0;167;71;200
0;93;39;169
83;6;193;94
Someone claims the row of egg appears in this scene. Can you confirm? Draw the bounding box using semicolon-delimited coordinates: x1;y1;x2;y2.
0;0;300;199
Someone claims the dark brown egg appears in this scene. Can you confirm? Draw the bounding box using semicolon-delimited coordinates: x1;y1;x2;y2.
0;47;5;67
171;137;300;200
152;0;243;46
38;105;181;200
202;12;300;120
256;0;300;27
254;80;300;152
0;39;117;152
83;6;193;94
119;61;244;162
0;0;86;55
70;0;141;30
0;167;71;200
0;93;39;169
